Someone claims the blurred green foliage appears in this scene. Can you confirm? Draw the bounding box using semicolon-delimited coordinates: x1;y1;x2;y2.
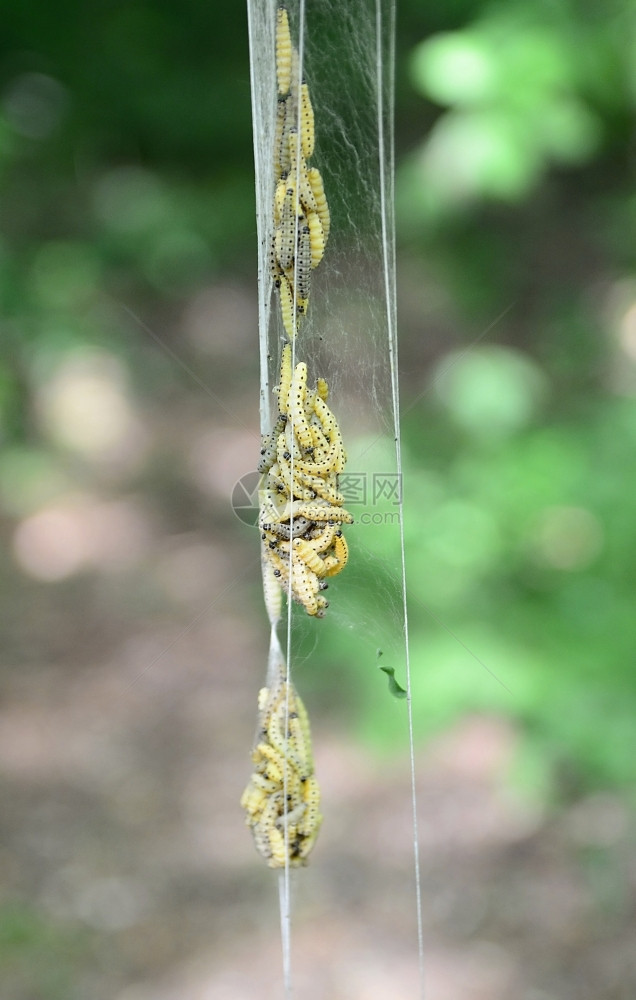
393;0;635;805
1;0;636;813
0;901;92;999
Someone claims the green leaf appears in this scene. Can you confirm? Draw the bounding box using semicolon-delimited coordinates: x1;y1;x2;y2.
378;664;407;700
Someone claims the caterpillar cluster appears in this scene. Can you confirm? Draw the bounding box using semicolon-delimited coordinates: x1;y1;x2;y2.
240;675;322;868
244;7;345;871
259;344;352;618
271;6;330;339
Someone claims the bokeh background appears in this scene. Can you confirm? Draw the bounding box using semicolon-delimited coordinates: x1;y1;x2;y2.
1;1;635;998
